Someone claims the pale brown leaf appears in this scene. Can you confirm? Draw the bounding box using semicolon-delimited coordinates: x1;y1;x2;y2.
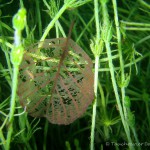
18;38;94;125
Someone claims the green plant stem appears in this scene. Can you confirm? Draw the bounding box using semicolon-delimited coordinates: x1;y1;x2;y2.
123;27;150;31
18;110;32;150
0;129;6;149
121;21;150;26
56;20;66;37
6;67;19;150
35;0;42;37
112;0;127;121
98;82;109;140
6;9;27;148
113;1;140;148
40;2;69;42
138;0;150;9
98;52;150;72
105;36;134;150
90;0;100;149
76;15;95;43
90;56;99;150
0;112;8;149
102;1;134;150
4;50;13;80
131;127;140;150
0;39;13;49
0;44;13;86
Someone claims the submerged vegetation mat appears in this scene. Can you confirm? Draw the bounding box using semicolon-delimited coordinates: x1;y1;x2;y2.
0;0;150;150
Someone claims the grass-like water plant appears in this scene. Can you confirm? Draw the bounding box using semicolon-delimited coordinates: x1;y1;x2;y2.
0;0;150;150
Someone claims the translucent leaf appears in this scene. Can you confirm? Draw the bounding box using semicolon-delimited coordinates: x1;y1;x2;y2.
18;38;94;125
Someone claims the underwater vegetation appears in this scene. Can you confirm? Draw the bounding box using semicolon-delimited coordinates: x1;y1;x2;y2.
0;0;150;150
